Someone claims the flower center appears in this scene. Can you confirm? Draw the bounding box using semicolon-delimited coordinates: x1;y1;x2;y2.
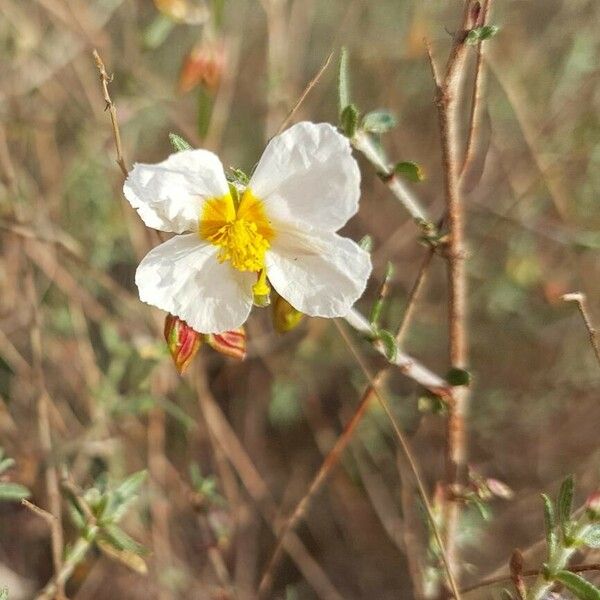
199;189;274;273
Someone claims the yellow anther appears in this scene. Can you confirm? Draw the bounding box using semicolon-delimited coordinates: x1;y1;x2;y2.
199;190;274;273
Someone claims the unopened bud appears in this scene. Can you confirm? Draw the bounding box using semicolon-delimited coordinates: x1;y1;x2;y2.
179;39;225;93
164;314;202;374
586;490;600;518
206;328;246;361
272;295;304;333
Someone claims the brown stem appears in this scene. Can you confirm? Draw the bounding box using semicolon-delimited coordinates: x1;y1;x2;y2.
26;268;65;599
562;292;600;369
92;49;128;177
434;1;477;587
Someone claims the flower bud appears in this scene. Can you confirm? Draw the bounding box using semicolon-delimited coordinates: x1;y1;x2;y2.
586;490;600;518
205;328;246;361
272;295;304;333
164;314;202;374
179;39;225;93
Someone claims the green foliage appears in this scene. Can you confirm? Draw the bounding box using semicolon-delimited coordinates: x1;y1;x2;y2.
338;47;351;116
362;110;397;134
228;167;250;186
466;25;500;45
189;463;225;507
446;368;472;387
373;329;397;362
558;474;575;539
169;132;193;152
541;493;558;558
393;161;425;182
580;524;600;548
340;104;360;138
358;235;373;252
555;570;600;600
0;587;7;600
0;448;30;502
65;471;148;575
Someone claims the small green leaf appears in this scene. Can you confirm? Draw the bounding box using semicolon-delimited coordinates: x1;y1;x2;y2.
359;235;373;252
362;110;397;134
169;133;193;152
0;457;15;476
228;167;250;186
541;493;558;559
340;104;360;138
102;524;147;556
466;25;500;45
338;47;351;116
555;570;600;600
393;161;424;182
446;368;472;387
375;329;397;362
580;525;600;549
0;587;7;600
558;475;575;536
0;482;30;502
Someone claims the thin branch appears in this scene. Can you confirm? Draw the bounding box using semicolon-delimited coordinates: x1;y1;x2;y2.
192;366;344;600
257;371;385;598
562;292;600;368
461;563;600;595
434;0;477;583
343;309;453;400
276;51;334;135
461;0;492;179
25;268;65;599
92;49;128;177
333;320;462;600
21;499;57;524
395;248;435;346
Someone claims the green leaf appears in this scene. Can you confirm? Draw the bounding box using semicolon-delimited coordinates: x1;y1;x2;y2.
340;104;360;138
446;368;472;387
358;235;373;252
375;329;397;362
580;524;600;549
558;475;575;535
0;587;7;600
338;47;351;116
541;493;558;558
466;25;500;45
555;570;600;600
0;482;30;502
169;133;193;152
393;161;424;183
0;457;15;476
362;110;397;134
104;470;147;523
102;524;147;556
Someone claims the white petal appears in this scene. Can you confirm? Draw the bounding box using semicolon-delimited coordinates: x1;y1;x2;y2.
135;234;254;333
124;149;229;233
265;227;372;317
248;122;360;231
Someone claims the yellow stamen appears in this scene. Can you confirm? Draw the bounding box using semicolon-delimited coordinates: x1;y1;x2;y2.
199;189;274;273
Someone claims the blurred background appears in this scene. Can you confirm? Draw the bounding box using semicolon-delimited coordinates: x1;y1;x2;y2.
1;0;599;598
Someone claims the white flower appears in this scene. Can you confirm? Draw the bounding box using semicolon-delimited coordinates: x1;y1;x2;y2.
123;121;372;333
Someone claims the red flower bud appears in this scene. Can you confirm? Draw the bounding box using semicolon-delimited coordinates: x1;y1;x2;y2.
179;40;225;94
586;490;600;517
206;328;246;361
164;314;202;374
